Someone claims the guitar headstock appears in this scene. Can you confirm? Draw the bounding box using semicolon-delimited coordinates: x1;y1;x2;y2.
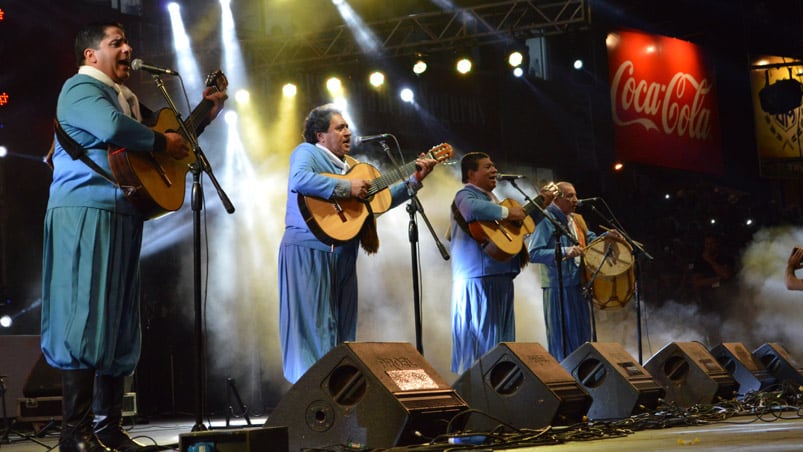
205;70;228;93
426;143;454;163
537;181;560;205
542;181;559;197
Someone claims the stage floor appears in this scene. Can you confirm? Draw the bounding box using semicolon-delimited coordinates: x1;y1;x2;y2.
2;413;803;451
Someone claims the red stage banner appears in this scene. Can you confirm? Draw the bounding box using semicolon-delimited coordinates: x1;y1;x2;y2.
607;30;722;174
749;56;803;179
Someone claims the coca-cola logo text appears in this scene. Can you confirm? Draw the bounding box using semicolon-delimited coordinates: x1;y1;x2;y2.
610;60;713;141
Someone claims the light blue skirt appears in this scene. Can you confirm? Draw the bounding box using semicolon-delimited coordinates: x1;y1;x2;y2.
41;206;143;376
278;243;358;383
451;275;516;374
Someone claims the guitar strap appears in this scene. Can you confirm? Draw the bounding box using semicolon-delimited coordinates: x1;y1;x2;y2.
52;119;119;187
450;201;471;237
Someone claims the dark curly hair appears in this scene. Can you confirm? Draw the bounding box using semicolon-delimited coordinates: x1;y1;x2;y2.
302;103;342;144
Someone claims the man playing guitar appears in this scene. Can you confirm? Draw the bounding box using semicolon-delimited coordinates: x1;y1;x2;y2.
449;152;556;374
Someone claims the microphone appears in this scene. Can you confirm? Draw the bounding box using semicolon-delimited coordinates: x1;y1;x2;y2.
576;197;600;207
130;59;179;76
352;133;391;147
496;174;526;181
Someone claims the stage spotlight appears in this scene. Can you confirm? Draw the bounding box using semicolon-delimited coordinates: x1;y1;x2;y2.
664;193;671;200
573;59;584;70
513;67;524;78
456;57;472;75
399;88;414;103
0;299;42;329
0;145;7;158
613;162;624;171
745;218;753;226
710;218;717;225
369;71;385;88
326;77;344;97
282;83;297;98
223;110;238;125
413;59;427;75
508;51;524;67
235;89;251;104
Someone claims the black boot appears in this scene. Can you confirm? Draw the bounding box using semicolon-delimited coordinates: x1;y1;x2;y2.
93;375;145;452
60;369;115;452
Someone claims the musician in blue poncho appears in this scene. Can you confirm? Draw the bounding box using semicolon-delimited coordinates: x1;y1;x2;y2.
42;21;226;451
278;104;437;383
448;152;555;374
528;181;599;361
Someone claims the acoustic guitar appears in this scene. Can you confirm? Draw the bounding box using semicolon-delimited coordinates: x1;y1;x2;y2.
299;143;453;245
468;182;559;262
108;70;228;219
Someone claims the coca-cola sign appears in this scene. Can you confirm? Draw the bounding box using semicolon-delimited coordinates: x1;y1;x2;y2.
607;30;722;174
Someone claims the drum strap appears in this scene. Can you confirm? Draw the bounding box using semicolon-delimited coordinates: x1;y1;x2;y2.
571;213;589;248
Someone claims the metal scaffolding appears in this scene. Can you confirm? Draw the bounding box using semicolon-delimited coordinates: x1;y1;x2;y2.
242;0;588;71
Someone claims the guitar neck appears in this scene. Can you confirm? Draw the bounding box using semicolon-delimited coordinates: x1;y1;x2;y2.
182;88;217;137
369;158;422;193
522;194;546;216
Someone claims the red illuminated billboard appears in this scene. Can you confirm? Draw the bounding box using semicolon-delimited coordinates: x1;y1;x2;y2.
607;30;722;174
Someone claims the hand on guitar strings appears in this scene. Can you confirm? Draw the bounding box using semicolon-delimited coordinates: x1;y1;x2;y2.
164;132;191;160
506;204;527;221
350;179;372;200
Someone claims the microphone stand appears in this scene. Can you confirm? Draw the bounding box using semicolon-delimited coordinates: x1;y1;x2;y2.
379;140;449;355
151;75;235;432
506;180;577;360
589;202;652;364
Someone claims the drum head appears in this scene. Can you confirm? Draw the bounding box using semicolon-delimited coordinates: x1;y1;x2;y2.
584;236;633;276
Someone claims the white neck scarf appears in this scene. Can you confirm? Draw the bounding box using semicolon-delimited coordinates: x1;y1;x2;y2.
316;143;349;174
78;66;142;121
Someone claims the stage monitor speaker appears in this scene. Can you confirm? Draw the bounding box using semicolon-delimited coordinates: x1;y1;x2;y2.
0;335;42;417
644;342;738;407
265;342;468;451
452;342;590;431
23;353;62;398
709;343;776;397
752;342;803;387
179;426;288;452
561;342;664;420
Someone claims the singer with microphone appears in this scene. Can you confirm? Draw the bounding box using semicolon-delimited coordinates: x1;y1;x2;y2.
449;153;553;374
41;21;227;452
278;104;438;384
527;182;615;361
